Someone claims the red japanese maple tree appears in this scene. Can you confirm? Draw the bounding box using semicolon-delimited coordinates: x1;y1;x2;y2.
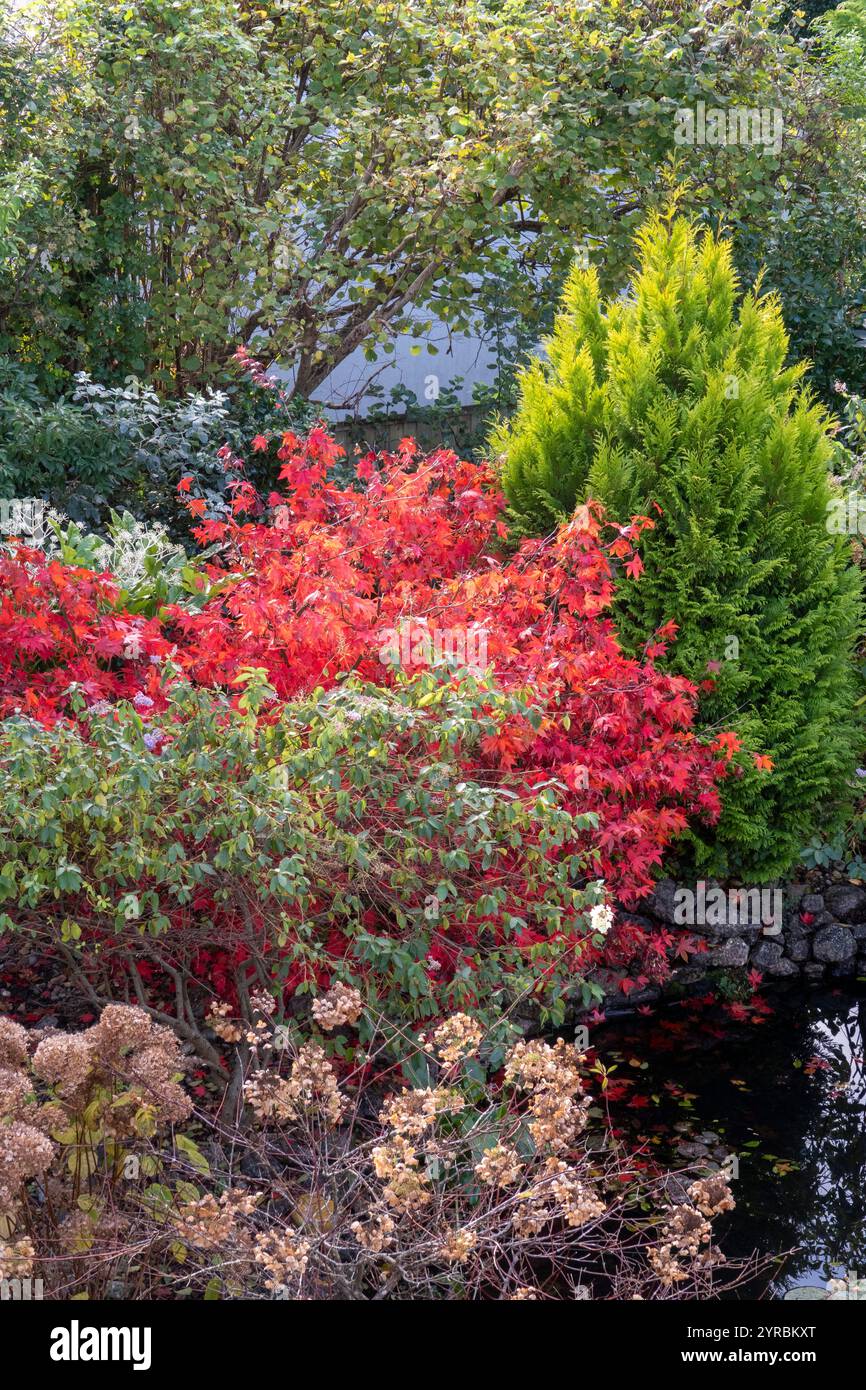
167;429;726;907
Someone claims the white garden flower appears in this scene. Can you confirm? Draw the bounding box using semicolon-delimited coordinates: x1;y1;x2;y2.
588;903;614;937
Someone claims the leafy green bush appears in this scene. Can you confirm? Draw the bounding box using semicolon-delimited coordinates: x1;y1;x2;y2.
0;0;824;404
730;3;866;407
46;510;217;617
0;673;607;1050
0;362;311;537
0;362;135;529
494;215;864;879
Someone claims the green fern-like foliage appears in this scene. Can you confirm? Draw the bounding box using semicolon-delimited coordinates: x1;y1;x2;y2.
493;215;864;880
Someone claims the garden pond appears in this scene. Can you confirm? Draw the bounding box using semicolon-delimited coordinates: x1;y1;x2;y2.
591;983;866;1299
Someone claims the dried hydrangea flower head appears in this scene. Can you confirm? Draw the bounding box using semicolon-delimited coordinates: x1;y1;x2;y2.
31;1005;191;1128
0;1119;55;1212
350;1207;396;1252
440;1227;477;1263
371;1133;431;1211
648;1186;729;1287
32;1033;93;1102
249;989;277;1018
206;1000;244;1043
688;1176;735;1218
244;1042;345;1126
504;1037;582;1095
173;1189;259;1251
253;1229;311;1294
543;1157;605;1228
527;1085;589;1152
0;1236;35;1280
510;1155;605;1238
504;1037;589;1152
0;1017;29;1069
474;1143;522;1188
0;1065;33;1122
0;1019;45;1139
379;1086;463;1138
311;982;364;1032
90;1004;157;1058
431;1013;483;1065
663;1205;713;1257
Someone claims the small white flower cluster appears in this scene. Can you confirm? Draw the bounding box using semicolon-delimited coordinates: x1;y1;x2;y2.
90;515;184;590
588;902;614;937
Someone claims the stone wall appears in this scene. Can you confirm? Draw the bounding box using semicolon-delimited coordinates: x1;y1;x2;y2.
572;878;866;1020
331;403;490;458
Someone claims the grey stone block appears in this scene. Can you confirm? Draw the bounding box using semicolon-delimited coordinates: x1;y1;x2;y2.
785;936;811;963
801;893;825;914
824;883;866;924
707;938;749;968
767;957;801;979
751;939;783;970
813;925;856;963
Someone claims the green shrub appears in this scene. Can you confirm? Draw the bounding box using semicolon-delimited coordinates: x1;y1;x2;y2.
0;674;606;1049
46;510;216;617
493;215;864;879
0;0;809;402
0;362;313;538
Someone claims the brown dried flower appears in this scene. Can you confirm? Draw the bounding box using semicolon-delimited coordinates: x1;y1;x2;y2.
379;1086;463;1138
474;1143;522;1188
252;1229;310;1293
688;1176;735;1218
0;1018;29;1069
440;1227;477;1263
431;1013;483;1065
0;1119;55;1210
206;1001;244;1044
371;1135;431;1211
350;1207;396;1253
245;1043;345;1126
173;1189;259;1251
311;982;364;1031
0;1235;35;1280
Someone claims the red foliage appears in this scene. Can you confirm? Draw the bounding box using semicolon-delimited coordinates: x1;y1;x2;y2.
167;434;505;697
0;427;733;1008
167;431;725;905
0;545;172;726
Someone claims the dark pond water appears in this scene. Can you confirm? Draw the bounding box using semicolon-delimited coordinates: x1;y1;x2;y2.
591;983;866;1299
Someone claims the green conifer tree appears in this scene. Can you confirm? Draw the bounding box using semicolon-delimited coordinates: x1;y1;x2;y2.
492;215;864;879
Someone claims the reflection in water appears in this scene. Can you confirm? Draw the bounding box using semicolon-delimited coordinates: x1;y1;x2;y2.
591;985;866;1298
